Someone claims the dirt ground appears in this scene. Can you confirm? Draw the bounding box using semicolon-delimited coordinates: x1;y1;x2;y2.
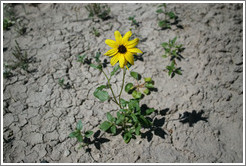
2;3;244;163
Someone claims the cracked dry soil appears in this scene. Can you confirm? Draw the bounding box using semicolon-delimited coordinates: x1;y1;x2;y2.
2;3;243;163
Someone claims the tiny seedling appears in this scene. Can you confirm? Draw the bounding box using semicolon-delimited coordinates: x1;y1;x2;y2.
69;120;94;148
156;3;178;29
161;37;184;78
9;40;29;71
85;3;110;20
58;78;64;87
91;27;100;37
3;64;13;79
128;16;139;28
3;4;15;30
14;20;27;35
58;78;72;89
3;18;14;30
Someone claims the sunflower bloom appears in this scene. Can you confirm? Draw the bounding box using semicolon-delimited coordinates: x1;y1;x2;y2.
104;31;143;68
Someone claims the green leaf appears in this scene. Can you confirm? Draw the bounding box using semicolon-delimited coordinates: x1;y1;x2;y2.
168;69;173;76
156;9;164;13
120;99;128;107
93;87;110;102
135;124;141;135
77;54;86;63
175;68;182;75
171;37;177;46
110;65;120;76
171;60;175;67
143;88;150;95
100;121;112;131
95;52;101;63
69;131;78;138
144;77;152;83
145;83;155;89
167;11;176;19
132;90;143;99
158;3;166;8
131;113;138;122
116;112;125;125
77;134;83;142
85;130;93;138
97;85;107;90
125;83;134;93
76;120;83;130
123;132;132;144
146;108;155;115
161;42;168;48
110;125;117;135
106;112;113;122
130;71;141;80
128;99;140;112
139;115;152;127
90;63;102;70
162;54;168;58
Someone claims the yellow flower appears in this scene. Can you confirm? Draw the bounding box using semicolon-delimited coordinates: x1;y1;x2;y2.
104;31;143;68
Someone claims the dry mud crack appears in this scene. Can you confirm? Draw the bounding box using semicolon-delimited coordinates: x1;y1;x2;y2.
2;3;243;163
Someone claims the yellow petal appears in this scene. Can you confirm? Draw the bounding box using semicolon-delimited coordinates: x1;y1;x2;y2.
110;53;120;66
114;31;122;45
104;48;118;56
122;31;132;45
105;39;118;48
128;48;143;54
126;38;139;48
118;53;126;68
124;52;134;65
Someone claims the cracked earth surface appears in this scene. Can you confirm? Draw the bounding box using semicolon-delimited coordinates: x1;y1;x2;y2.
2;3;243;163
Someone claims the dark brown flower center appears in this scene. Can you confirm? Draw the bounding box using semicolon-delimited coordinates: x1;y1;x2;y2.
118;45;127;53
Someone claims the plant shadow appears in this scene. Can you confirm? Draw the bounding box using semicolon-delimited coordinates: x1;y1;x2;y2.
179;110;208;127
140;104;167;142
86;130;110;151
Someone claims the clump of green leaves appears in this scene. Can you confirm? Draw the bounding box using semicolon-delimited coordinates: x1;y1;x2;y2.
161;37;184;78
100;99;155;143
8;40;29;71
125;72;155;99
3;18;15;30
3;64;13;79
91;27;100;37
128;16;139;29
69;120;94;148
85;4;110;20
156;3;179;30
3;4;15;30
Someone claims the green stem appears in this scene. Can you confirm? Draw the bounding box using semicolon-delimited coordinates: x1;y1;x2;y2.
101;69;120;107
119;68;126;107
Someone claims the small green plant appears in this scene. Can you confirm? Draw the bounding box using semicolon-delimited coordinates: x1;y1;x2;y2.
3;4;15;30
3;18;15;30
156;3;178;29
58;78;72;89
58;78;64;87
91;27;100;37
85;3;110;20
3;64;13;79
70;30;162;148
69;120;94;148
125;72;155;99
14;20;27;35
128;16;139;29
161;37;184;78
8;40;29;71
77;54;91;65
